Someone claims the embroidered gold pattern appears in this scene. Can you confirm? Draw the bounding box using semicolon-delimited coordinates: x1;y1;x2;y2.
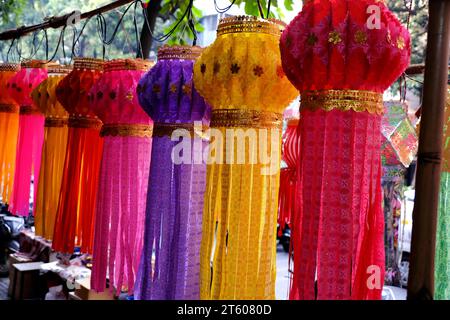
355;30;368;44
0;63;20;72
0;104;19;113
211;109;283;128
157;45;203;60
126;92;134;101
217;16;285;37
328;30;342;45
100;124;153;137
301;90;384;115
182;84;192;96
170;84;177;93
73;57;104;71
45;118;69;127
397;36;405;50
68;116;102;129
20;105;41;115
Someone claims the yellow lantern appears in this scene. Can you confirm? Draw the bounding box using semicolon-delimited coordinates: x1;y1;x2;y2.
31;64;71;240
194;16;298;299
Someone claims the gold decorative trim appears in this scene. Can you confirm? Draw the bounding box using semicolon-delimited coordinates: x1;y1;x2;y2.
45;118;69;127
73;58;104;71
47;64;72;74
300;90;384;114
68;116;102;129
100;123;153;138
287;118;299;126
104;59;154;72
21;60;48;69
153;122;209;139
20;105;41;115
0;63;20;72
0;103;19;113
217;16;285;37
211;109;283;128
157;45;203;60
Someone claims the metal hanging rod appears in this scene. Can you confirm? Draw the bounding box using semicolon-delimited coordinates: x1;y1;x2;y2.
0;0;135;41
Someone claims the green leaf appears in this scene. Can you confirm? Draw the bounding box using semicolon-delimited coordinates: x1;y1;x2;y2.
284;0;294;11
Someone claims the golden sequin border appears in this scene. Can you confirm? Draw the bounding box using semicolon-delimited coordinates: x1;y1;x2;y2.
300;90;384;115
211;109;283;129
100;123;153;138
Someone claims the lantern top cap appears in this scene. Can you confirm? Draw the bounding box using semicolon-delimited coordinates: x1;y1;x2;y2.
0;62;20;72
73;57;104;71
20;59;48;69
157;45;203;61
47;63;72;74
104;58;154;72
217;15;285;37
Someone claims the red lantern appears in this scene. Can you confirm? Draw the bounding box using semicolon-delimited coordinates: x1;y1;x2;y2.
278;117;301;235
280;0;410;300
52;58;104;254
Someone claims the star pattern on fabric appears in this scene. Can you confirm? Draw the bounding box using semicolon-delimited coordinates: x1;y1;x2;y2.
354;30;368;44
153;84;161;94
200;63;206;74
230;63;240;74
126;92;134;101
170;84;177;93
328;30;342;45
396;36;405;50
109;91;116;100
182;83;192;96
253;66;264;77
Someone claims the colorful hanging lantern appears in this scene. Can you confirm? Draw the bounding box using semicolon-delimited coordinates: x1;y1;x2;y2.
280;0;411;299
0;63;20;204
7;60;48;216
435;85;450;299
52;58;104;254
382;101;418;168
380;101;417;286
194;16;298;299
134;46;210;300
278;117;300;235
89;59;154;295
30;64;71;240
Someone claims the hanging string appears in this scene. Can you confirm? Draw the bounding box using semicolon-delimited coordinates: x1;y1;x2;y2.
214;0;236;14
6;38;16;62
44;29;49;61
187;0;197;46
137;0;194;43
267;0;272;18
46;26;65;62
133;0;144;59
72;16;93;57
256;0;265;19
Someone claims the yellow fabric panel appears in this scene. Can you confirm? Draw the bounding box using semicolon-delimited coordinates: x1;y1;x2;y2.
32;73;69;240
0;112;19;203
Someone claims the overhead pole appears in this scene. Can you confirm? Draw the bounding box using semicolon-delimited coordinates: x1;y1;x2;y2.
0;0;135;41
407;0;450;300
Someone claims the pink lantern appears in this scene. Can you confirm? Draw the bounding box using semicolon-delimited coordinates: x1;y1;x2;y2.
7;60;48;216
